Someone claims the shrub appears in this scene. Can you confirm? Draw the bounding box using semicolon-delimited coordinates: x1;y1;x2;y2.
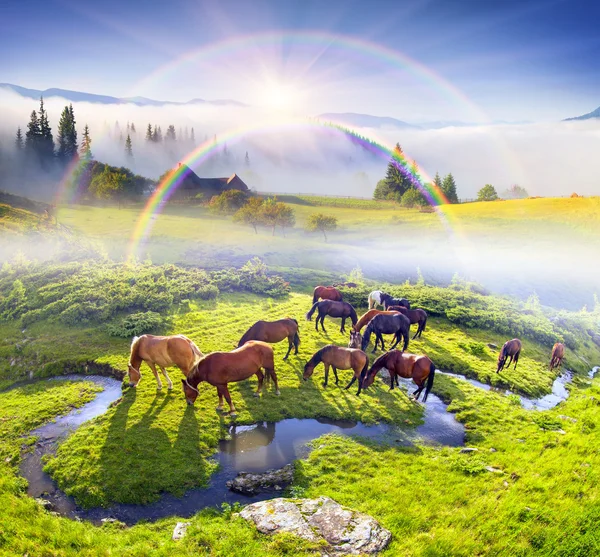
477;184;498;202
209;190;249;214
107;311;168;338
400;188;427;208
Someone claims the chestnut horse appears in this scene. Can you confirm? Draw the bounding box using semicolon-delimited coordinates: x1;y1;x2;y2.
360;313;411;353
181;341;279;415
128;334;203;390
352;309;400;333
312;285;343;303
387;306;428;339
550;342;565;371
303;345;369;395
306;300;358;333
362;350;435;402
497;339;522;373
238;318;300;360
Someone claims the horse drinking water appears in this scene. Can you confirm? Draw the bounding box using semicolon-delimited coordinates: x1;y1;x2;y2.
303;345;369;395
238;318;300;360
497;339;522;373
361;350;435;402
181;341;279;415
306;300;358;334
128;334;204;390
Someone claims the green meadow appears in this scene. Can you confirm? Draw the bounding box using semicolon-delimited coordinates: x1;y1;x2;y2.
0;194;599;555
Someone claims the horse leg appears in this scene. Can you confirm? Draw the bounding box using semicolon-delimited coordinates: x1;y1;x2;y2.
222;385;237;416
345;375;357;390
340;318;346;334
332;366;339;385
283;337;293;360
323;364;329;388
505;355;513;370
159;366;173;390
216;386;225;412
389;372;395;390
266;367;281;395
390;333;400;350
254;370;264;397
514;351;520;370
320;316;327;333
315;315;320;332
147;362;163;390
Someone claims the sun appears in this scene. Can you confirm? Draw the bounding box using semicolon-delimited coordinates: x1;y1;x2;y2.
262;80;298;111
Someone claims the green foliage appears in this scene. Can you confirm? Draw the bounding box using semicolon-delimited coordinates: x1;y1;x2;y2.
442;173;459;203
209;189;249;215
478;184;499;201
373;179;396;201
0;279;26;320
383;143;414;199
305;212;338;240
107;311;168;337
211;258;290;297
56;104;78;164
458;341;487;357
233;197;265;233
89;166;127;201
260;197;296;236
504;184;529;199
79;124;92;161
400;187;427;208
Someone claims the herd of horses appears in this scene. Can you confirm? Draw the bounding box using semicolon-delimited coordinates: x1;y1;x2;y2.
127;284;567;416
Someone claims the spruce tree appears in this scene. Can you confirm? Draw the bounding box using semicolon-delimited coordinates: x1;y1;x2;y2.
166;125;176;142
15;127;24;151
433;172;443;191
384;143;412;199
442;173;459;203
80;124;93;161
146;123;153;142
125;134;133;158
152;125;158;142
57;105;78;164
245;151;250;166
25;110;41;154
157;126;163;142
131;122;136;134
38;97;55;161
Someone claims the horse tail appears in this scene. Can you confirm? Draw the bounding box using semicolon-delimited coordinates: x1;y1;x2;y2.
359;357;370;386
312;287;319;304
421;312;427;332
306;302;319;321
423;362;435;402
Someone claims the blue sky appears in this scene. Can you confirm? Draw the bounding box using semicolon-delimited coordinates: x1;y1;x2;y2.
2;0;599;121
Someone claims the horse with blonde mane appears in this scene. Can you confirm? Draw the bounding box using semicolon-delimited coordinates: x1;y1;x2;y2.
128;334;203;390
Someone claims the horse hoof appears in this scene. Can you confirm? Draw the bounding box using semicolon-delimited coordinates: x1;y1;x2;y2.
322;383;327;388
275;390;281;396
216;407;224;413
229;412;238;418
253;392;260;398
167;386;173;391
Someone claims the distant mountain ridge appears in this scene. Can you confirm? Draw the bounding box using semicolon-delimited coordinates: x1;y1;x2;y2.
564;105;600;121
0;83;247;107
317;112;417;129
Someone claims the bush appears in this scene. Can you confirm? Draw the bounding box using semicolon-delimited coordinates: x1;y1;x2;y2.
400;188;427;208
477;184;498;202
209;190;249;214
107;311;168;338
211;258;290;297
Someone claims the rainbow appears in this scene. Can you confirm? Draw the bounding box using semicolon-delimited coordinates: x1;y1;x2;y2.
126;118;453;261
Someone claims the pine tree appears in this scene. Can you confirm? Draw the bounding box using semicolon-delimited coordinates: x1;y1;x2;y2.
25;110;41;154
38;97;55;161
152;125;159;142
245;151;250;166
433;172;443;191
442;173;459;203
68;104;77;154
131;122;136;134
125;134;133;158
15;127;24;151
157;126;163;142
146;124;153;142
190;128;195;145
57;104;78;164
80;124;93;161
166;125;176;142
383;143;413;199
126;122;130;133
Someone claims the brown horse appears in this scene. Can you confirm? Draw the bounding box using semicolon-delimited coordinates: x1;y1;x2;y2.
352;309;401;333
128;334;203;390
312;285;343;303
306;300;358;333
361;350;435;402
387;306;428;339
550;342;565;371
497;339;522;373
181;341;279;415
238;318;300;360
303;345;369;395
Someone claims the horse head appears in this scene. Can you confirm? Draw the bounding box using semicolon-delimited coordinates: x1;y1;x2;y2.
348;330;362;349
302;360;315;381
181;378;200;405
127;364;141;387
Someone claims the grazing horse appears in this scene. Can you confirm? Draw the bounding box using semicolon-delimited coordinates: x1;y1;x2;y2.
306;300;358;333
238;318;300;360
332;282;358;288
360;313;410;353
368;290;387;310
312;285;343;304
303;345;369;395
361;350;435;402
128;334;203;390
387;306;428;339
352;309;401;333
181;341;279;415
380;293;411;310
497;339;522;373
550;342;565;371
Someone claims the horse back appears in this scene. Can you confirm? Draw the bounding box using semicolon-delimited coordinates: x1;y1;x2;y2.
204;341;274;383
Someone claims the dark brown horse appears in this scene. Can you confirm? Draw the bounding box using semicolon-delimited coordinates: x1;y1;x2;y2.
497;339;522;373
387;306;428;339
306;300;358;333
303;345;369;395
361;350;435;402
380;293;411;310
128;334;204;390
360;313;410;353
181;341;279;415
312;285;343;303
352;309;401;333
550;342;565;371
238;318;300;360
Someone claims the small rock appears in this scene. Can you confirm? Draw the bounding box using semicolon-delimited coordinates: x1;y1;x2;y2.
34;498;55;511
489;448;497;453
487;343;498;349
239;497;391;555
460;447;478;454
226;464;294;495
101;518;126;529
503;481;509;487
558;415;577;423
556;429;567;435
485;466;503;474
510;472;520;481
172;521;190;541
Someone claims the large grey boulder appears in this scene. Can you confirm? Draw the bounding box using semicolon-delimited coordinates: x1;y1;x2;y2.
239;496;391;555
226;464;294;495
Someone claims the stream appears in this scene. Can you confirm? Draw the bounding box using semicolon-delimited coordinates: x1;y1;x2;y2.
20;367;595;524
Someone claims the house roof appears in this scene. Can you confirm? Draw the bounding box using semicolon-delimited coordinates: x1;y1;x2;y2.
176;164;249;192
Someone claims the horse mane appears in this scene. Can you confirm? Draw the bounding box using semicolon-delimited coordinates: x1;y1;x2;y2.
368;352;389;376
309;346;329;367
348;304;358;324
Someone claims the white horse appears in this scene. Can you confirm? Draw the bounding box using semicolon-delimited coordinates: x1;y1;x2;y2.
368;290;386;310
